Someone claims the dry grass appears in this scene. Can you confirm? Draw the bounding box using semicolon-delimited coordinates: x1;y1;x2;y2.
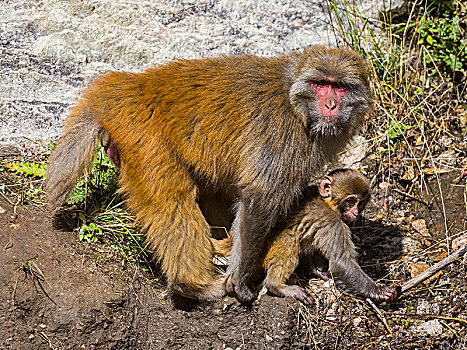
296;1;467;348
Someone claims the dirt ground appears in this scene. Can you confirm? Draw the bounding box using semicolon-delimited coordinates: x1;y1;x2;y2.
1;156;467;349
0;192;313;349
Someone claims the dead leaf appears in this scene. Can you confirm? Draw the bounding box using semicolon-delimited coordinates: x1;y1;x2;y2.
402;166;416;181
433;251;448;262
412;219;430;237
408;262;441;283
408;262;429;277
452;235;467;252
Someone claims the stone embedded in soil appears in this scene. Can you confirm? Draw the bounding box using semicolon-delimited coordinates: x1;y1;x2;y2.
452;234;467;252
412;319;444;336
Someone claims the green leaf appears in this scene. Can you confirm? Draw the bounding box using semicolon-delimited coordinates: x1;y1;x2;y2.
6;161;46;178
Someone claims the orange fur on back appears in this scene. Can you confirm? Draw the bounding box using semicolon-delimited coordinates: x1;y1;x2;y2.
46;47;372;300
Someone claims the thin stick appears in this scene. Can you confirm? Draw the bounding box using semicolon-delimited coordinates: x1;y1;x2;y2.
401;244;467;293
366;298;392;335
383;312;467;325
393;188;430;207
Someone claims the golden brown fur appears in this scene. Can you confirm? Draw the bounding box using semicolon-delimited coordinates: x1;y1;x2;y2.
46;46;372;301
215;170;398;304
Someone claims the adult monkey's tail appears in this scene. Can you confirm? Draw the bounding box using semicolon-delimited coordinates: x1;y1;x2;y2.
45;105;102;211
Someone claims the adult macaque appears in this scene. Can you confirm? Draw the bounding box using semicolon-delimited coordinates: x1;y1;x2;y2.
213;169;399;304
46;46;373;302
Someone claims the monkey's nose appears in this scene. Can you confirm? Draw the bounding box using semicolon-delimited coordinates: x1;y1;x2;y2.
325;104;337;111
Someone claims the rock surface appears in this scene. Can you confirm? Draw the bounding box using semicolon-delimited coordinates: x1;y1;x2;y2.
1;0;403;149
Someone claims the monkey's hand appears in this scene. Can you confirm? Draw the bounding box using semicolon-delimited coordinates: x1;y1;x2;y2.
370;285;399;303
225;274;256;303
312;268;330;282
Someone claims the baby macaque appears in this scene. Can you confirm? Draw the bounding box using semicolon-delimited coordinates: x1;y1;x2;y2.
213;169;398;304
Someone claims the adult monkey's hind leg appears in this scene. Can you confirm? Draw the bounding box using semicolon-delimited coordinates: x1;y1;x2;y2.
119;153;225;301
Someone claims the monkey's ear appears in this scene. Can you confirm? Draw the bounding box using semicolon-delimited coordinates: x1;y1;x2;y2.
319;176;333;198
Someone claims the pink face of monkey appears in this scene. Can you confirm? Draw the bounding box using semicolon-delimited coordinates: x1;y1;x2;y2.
337;194;367;225
311;79;348;121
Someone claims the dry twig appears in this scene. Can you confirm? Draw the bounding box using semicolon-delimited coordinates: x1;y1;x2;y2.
366;298;393;334
401;244;467;293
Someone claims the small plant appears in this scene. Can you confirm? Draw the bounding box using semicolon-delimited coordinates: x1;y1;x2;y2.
6;161;46;178
416;1;466;76
388;120;412;139
67;145;118;205
66;149;151;273
78;223;103;243
78;213;104;243
21;257;37;272
3;158;47;204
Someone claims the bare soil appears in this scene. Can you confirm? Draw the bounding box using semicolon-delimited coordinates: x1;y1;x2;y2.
1;151;467;350
0;193;308;349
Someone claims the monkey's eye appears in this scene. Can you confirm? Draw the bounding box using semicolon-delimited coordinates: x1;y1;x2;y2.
333;82;348;90
314;80;328;86
345;197;357;207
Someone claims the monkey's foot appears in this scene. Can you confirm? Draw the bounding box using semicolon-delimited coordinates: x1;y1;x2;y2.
371;285;399;303
277;285;314;305
225;274;256;303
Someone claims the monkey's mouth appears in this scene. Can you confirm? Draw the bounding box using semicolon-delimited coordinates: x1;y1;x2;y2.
323;116;334;123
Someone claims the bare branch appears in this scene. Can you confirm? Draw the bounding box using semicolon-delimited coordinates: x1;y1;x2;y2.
401;244;467;293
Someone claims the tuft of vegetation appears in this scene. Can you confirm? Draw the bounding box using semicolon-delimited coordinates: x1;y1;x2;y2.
6;161;46;178
325;0;465;195
416;0;466;77
1;140;158;286
1;141;51;206
59;145;159;285
67;146;118;205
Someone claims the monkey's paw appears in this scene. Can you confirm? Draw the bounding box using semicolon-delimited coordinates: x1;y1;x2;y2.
225;274;256;303
280;285;314;305
313;269;330;282
372;285;399;303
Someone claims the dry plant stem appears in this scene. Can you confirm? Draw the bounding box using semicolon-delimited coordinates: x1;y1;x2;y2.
393;188;430;206
366;298;392;335
384;313;467;325
401;244;467;293
0;189;14;205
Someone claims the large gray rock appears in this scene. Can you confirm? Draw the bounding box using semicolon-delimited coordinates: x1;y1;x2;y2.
0;0;404;149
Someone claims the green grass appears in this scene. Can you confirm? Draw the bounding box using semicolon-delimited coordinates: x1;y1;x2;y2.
2;141;159;286
325;0;465;195
61;146;157;281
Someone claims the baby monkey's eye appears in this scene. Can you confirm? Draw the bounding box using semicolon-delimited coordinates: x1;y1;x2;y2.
346;197;357;206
